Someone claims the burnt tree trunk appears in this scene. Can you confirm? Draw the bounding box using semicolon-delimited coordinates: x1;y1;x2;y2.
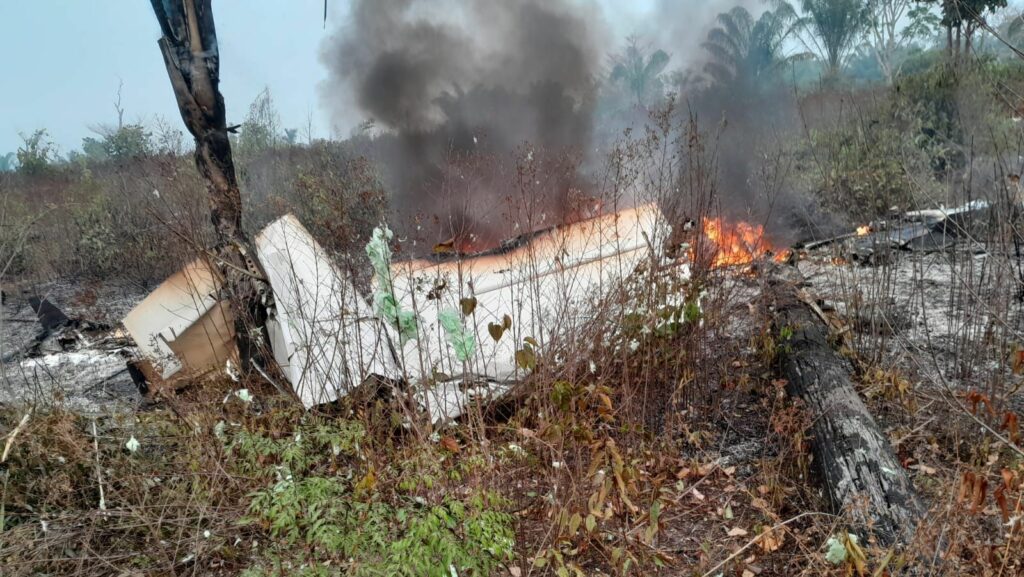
772;284;921;545
150;0;272;372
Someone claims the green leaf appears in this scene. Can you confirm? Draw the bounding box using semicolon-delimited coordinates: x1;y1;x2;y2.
644;500;661;544
568;513;582;535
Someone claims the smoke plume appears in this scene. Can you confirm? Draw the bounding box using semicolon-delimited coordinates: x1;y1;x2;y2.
320;0;606;248
320;0;811;249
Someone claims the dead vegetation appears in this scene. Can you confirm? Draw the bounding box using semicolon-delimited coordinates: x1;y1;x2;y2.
5;32;1024;577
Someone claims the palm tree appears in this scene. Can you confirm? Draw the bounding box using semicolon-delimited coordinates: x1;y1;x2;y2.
772;0;870;78
702;5;798;91
609;36;671;107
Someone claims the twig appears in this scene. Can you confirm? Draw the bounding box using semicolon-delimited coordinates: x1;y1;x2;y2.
250;358;301;405
895;331;1024;460
1;412;30;463
796;288;845;334
700;512;834;577
91;419;106;511
80;368;130;395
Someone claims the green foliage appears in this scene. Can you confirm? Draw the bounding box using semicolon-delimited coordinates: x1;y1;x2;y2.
845;44;886;83
229;417;366;480
609;36;670;107
901;4;941;41
80;124;154;162
805;120;921;216
776;0;870;76
104;125;152;160
702;5;797;93
892;62;962;159
16;129;57;175
385;494;514;577
72;192;119;276
232;419;514;577
244;485;512;577
925;0;1007;28
862;0;940;83
892;59;1024;172
235;88;282;160
786;57;1021;219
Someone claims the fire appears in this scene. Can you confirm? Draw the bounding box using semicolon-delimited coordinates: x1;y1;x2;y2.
856;225;872;236
698;217;785;267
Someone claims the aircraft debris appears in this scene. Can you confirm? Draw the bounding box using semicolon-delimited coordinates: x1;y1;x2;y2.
122;203;671;421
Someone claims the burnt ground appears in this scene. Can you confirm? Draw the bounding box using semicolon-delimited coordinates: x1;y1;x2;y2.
792;241;1024;570
0;279;147;414
798;244;1024;412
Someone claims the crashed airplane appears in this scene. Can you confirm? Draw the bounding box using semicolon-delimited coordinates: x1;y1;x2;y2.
123;203;673;420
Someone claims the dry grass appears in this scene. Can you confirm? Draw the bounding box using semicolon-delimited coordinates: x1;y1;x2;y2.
5;68;1024;575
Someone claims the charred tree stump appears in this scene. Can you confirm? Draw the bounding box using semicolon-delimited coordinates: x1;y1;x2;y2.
772;283;921;545
150;0;273;373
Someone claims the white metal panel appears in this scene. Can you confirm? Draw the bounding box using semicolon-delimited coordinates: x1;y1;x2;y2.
385;204;669;385
122;259;222;379
256;214;396;408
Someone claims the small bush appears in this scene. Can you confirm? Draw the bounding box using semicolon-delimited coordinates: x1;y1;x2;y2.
230;418;513;577
15;130;57;176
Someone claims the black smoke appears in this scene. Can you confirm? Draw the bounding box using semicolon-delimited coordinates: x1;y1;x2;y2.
319;0;605;248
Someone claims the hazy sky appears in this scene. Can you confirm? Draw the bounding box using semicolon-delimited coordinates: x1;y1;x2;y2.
1;1;657;156
1;1;348;154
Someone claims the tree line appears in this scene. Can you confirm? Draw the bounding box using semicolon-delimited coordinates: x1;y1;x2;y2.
2;0;1017;173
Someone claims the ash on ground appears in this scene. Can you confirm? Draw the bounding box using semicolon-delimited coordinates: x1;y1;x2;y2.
0;281;146;414
798;244;1024;412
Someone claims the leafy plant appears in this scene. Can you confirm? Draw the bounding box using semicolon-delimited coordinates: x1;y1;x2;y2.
609;36;670;107
235;87;282;160
702;5;798;93
232;419;514;577
773;0;870;78
72;192;119;276
80;124;154;162
16;129;57;175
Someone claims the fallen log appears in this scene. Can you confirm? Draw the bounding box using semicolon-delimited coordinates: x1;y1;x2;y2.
771;279;921;545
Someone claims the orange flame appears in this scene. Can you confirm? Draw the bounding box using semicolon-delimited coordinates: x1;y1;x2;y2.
856;225;872;236
699;217;785;267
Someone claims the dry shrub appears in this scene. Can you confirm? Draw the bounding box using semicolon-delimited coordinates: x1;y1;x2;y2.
0;375;517;577
239;142;388;291
0;155;211;286
440;101;829;576
1;142;389;289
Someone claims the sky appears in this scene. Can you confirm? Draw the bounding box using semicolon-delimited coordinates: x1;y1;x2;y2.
0;0;656;156
0;1;358;155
